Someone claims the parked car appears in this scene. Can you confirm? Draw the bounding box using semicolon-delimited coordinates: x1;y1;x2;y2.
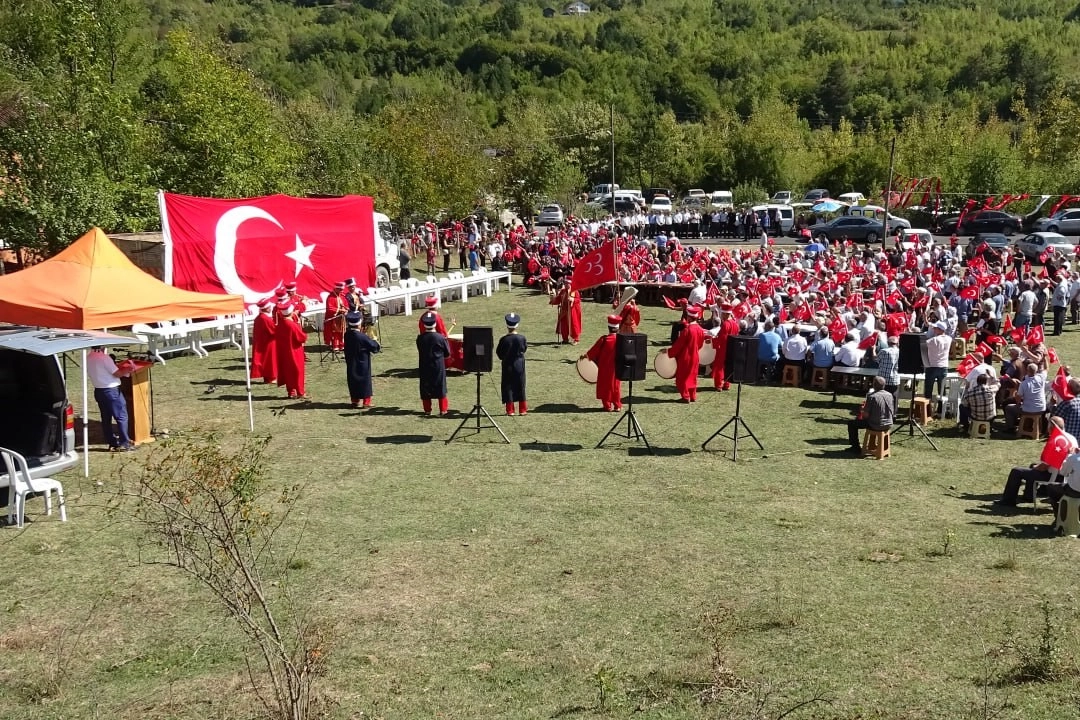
687;188;706;198
649;195;672;212
837;192;867;205
803;188;831;202
750;204;795;235
0;327;95;482
587;183;619;202
1032;208;1080;235
940;210;1022;236
536;204;565;225
963;233;1011;260
644;188;673;203
897;228;934;250
844;204;911;230
771;190;793;204
807;215;885;243
1015;232;1077;260
709;190;734;210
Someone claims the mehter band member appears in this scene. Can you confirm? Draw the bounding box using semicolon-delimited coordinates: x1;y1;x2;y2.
344;311;380;407
496;312;528;416
583;314;623;411
417;311;451;415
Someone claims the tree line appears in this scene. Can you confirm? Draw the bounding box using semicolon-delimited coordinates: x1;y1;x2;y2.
3;0;1080;257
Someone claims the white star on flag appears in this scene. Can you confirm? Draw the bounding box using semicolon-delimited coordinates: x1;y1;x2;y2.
285;235;316;276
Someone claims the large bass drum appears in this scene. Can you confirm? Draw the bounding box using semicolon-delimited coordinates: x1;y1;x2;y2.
653;348;677;379
698;342;716;367
576;357;598;384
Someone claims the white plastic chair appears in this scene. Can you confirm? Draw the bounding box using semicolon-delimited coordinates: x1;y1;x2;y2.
0;447;67;528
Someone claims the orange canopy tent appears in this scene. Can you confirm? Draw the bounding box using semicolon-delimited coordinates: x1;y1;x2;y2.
0;227;243;328
0;228;253;476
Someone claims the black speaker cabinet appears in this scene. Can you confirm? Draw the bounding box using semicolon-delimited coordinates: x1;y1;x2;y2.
463;326;493;373
898;332;925;375
615;332;648;382
724;335;759;385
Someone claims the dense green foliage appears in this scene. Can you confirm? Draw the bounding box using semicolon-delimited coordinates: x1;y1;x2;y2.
6;0;1080;251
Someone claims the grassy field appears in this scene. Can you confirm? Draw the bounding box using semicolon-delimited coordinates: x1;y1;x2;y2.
2;274;1080;720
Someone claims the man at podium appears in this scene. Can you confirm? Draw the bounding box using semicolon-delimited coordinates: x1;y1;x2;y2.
87;346;138;452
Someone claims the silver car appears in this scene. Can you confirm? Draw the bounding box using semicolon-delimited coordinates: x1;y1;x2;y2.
1033;209;1080;236
536;204;565;226
1015;232;1077;260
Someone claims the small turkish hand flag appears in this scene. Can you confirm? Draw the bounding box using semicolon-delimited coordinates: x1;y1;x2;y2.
1041;426;1076;470
858;332;878;350
960;285;979;300
1052;366;1073;400
1028;325;1045;345
829;316;848;344
570;240;617;292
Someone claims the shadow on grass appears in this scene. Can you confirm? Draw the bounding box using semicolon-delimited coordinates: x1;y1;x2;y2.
379;367;419;379
528;403;595;414
799;398;840;409
365;434;434;444
804;448;865;459
981;521;1053;540
284;401;355;411
628;446;691;457
201;394;283;402
811;416;849;426
520;441;585;452
189;377;248;387
802;437;848;445
352;407;429;417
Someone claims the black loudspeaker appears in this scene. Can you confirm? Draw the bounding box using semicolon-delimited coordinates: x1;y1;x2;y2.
615;333;648;382
898;332;925;375
724;335;759;385
463;326;493;373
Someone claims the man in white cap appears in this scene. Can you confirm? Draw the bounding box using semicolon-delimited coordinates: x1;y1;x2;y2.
417;312;451;415
496;313;528;416
923;319;952;408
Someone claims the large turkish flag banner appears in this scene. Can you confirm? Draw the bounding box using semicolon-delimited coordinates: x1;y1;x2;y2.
570;240;618;292
160;192;376;303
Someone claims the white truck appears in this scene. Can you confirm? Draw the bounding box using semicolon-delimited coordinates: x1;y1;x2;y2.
372;211;402;288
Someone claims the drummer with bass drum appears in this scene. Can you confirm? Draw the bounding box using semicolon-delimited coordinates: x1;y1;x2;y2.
667;304;706;402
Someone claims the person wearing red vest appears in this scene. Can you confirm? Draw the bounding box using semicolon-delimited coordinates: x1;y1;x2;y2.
583;315;623;411
550;278;582;344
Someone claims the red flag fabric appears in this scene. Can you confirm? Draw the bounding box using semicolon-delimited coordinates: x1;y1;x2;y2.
1040;425;1075;470
794;303;811;321
1003;314;1013;332
873;286;887;305
1010;327;1027;344
858;332;878;350
161;192;378;302
829;316;848;344
1028;325;1045;345
987;335;1006;347
976;341;994;357
1048;346;1059;364
960;285;979;301
1052;366;1073;399
570;240;618;291
962;328;977;341
957;353;979;377
661;295;677;310
778;304;788;323
956;199;978;230
1039;248;1052;264
1049;195;1076;217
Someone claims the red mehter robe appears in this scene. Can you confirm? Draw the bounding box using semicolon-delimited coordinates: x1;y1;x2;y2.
586;333;621;409
551;288;582;342
669;321;705;400
618;303;641;334
323;293;346;350
418;311;448;336
711;318;740;388
275;315;308;397
252;312;277;383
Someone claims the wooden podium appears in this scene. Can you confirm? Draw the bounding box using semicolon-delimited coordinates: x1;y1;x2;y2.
120;360;155;445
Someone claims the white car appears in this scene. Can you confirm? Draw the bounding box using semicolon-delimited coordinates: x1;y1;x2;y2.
650;195;672;212
1015;232;1076;260
846;205;911;230
771;190;793;204
709;190;733;210
897;228;934;251
536;204;565;226
687;188;707;198
837;192;867;205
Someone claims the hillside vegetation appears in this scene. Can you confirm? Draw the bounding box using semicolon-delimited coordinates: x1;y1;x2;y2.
4;0;1080;252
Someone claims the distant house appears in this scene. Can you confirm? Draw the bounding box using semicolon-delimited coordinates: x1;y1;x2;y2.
563;1;589;15
543;7;556;17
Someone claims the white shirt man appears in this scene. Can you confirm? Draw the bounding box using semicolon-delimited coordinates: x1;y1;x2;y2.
87;348;136;451
835;334;864;368
782;332;808;362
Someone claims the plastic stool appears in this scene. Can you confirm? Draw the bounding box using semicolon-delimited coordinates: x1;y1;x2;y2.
969;419;991;439
781;364;801;388
911;397;932;425
1019;413;1042;440
810;367;829;389
862;429;891;459
1054;495;1080;537
949;337;967;360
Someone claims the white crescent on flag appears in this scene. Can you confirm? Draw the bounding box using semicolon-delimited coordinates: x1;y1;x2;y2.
215;206;284;302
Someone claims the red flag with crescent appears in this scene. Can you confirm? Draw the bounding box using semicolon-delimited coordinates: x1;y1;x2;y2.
1041;425;1075;469
858;332;879;350
960;285;979;301
1028;325;1045;345
829;316;848;344
161;192;378;303
570;240;618;292
1048;346;1059;364
1052;366;1072;400
957;353;979;377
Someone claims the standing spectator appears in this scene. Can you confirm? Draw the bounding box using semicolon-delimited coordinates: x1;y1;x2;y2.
1052;271;1070;336
923;321;952;410
87;347;137;452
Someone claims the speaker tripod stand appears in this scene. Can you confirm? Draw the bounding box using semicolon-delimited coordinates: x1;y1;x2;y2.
889;381;938;450
702;382;764;461
446;370;510;445
596;380;653;453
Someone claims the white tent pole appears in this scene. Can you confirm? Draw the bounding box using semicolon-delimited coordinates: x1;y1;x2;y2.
81;349;89;478
241;314;254;431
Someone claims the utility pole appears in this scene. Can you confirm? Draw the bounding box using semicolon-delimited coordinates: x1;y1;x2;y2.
882;137;896;244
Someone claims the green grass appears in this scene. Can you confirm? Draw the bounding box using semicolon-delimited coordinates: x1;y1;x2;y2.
2;278;1080;719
